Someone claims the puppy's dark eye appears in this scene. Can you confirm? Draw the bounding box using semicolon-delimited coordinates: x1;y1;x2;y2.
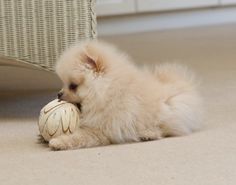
69;83;78;91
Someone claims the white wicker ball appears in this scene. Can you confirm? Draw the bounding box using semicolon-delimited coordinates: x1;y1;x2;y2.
38;99;80;142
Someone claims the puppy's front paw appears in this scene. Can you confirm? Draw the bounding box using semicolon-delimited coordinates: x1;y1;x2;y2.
49;136;72;150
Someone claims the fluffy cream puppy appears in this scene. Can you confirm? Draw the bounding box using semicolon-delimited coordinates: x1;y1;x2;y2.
50;40;202;150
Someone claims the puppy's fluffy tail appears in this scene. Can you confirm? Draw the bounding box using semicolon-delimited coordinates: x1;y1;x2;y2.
153;63;197;86
153;63;204;135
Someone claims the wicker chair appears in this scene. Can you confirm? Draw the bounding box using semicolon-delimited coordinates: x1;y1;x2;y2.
0;0;97;71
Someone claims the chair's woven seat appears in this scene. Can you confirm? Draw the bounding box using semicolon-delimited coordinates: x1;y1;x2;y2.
0;0;97;71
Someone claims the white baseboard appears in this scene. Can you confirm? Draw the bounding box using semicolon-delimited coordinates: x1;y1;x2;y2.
97;6;236;36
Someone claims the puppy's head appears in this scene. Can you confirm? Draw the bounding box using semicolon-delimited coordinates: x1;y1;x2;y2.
55;41;110;105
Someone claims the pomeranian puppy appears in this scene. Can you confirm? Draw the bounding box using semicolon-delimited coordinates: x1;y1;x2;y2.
50;40;202;150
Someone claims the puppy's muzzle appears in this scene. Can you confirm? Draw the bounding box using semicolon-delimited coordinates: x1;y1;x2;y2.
57;91;63;99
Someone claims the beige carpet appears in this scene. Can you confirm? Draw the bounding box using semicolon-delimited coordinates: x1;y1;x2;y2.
1;24;236;185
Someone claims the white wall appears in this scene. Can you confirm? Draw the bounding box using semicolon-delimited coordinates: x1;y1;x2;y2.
96;0;236;36
97;0;236;16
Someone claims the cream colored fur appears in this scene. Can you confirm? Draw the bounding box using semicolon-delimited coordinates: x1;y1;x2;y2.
50;40;202;150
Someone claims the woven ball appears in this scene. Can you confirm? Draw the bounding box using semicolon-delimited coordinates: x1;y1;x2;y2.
38;99;80;142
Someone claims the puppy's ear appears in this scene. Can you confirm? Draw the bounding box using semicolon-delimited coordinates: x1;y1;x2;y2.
81;52;105;73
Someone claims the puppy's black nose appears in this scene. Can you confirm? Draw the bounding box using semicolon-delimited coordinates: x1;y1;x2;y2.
57;92;63;99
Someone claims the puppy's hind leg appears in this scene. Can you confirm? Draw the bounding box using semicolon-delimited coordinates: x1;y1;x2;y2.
49;127;110;150
138;127;162;141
